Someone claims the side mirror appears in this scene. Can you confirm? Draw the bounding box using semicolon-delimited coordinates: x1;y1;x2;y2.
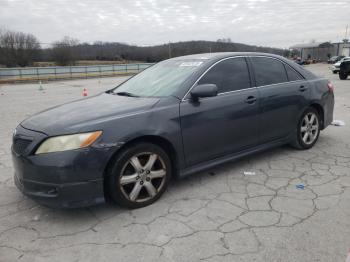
190;84;218;101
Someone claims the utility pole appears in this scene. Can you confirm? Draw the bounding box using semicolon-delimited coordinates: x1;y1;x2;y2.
343;25;349;43
345;25;349;41
168;42;171;58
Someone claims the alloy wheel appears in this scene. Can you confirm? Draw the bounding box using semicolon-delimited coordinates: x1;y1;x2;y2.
119;152;167;202
300;112;319;145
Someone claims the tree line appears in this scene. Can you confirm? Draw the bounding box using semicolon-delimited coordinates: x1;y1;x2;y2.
0;29;288;67
0;29;40;67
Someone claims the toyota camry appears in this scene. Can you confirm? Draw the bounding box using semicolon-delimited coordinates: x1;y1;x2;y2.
12;52;334;208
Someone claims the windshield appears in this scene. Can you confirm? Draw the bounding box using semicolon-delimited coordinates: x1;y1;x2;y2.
113;59;204;97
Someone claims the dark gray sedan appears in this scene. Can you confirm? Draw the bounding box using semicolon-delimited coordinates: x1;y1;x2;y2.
12;52;334;208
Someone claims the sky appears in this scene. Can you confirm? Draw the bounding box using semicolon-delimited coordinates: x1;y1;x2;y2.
0;0;349;48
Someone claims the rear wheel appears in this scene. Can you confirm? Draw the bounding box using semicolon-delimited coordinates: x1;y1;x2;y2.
107;143;171;208
339;72;348;80
291;108;320;149
332;70;337;74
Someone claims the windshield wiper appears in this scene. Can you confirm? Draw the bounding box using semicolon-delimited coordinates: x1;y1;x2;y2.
114;91;139;97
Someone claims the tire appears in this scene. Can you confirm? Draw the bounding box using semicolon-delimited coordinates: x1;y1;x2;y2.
332;71;337;74
290;107;321;150
107;142;171;208
339;72;348;80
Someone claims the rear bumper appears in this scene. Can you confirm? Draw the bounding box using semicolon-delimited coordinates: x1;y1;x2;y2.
323;93;334;129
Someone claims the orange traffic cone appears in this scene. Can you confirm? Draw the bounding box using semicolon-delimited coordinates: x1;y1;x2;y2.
82;88;88;97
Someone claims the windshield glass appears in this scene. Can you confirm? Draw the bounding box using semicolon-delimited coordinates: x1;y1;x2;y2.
113;59;204;97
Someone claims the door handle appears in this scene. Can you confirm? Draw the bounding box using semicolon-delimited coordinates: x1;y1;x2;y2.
245;96;257;104
299;85;308;92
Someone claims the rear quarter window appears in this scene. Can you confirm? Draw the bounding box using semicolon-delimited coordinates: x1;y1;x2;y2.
284;64;304;81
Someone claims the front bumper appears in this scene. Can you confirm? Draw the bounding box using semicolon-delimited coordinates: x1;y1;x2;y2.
14;174;104;208
331;66;340;72
12;125;119;208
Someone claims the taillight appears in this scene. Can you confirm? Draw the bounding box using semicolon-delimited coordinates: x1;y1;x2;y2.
327;82;334;93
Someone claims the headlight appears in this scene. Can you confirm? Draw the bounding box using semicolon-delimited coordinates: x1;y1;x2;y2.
35;131;102;154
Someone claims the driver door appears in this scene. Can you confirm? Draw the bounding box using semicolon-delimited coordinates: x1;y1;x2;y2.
179;57;260;166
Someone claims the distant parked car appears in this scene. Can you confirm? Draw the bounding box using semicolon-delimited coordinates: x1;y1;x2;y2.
295;59;309;65
301;59;315;65
331;57;350;74
339;60;350;80
328;56;344;64
295;59;304;65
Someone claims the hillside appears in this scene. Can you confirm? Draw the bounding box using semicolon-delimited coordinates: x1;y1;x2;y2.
41;40;287;63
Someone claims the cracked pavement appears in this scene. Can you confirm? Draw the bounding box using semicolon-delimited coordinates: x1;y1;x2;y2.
0;64;349;262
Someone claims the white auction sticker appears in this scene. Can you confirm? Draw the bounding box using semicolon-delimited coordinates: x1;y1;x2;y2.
179;62;203;67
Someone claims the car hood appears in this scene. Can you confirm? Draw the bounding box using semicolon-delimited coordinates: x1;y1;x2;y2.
21;93;160;135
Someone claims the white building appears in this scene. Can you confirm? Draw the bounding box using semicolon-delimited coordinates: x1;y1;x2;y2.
290;42;350;61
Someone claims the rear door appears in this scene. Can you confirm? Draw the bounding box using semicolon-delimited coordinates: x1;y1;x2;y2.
250;56;310;143
180;57;260;166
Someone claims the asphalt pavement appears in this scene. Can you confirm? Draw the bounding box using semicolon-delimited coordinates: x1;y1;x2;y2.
0;64;349;262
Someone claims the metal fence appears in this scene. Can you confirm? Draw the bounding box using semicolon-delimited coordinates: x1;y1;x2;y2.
0;63;154;83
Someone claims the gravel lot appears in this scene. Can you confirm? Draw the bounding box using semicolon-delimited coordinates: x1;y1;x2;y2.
0;64;349;262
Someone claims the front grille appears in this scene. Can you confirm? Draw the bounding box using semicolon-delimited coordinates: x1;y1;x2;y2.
13;137;32;155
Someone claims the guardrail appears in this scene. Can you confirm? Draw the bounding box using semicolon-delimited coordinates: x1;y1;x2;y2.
0;63;154;83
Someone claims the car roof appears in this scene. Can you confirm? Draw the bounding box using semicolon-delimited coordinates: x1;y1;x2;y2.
169;52;284;61
167;52;318;82
339;57;350;62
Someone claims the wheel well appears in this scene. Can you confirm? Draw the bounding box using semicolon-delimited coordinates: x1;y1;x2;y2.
103;135;179;201
309;103;324;129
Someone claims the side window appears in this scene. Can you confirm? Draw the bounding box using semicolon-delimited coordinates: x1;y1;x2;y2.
251;57;288;86
198;57;251;93
284;64;303;81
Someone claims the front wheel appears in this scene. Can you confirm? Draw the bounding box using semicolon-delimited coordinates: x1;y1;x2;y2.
339;72;348;80
290;108;320;150
107;143;171;208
